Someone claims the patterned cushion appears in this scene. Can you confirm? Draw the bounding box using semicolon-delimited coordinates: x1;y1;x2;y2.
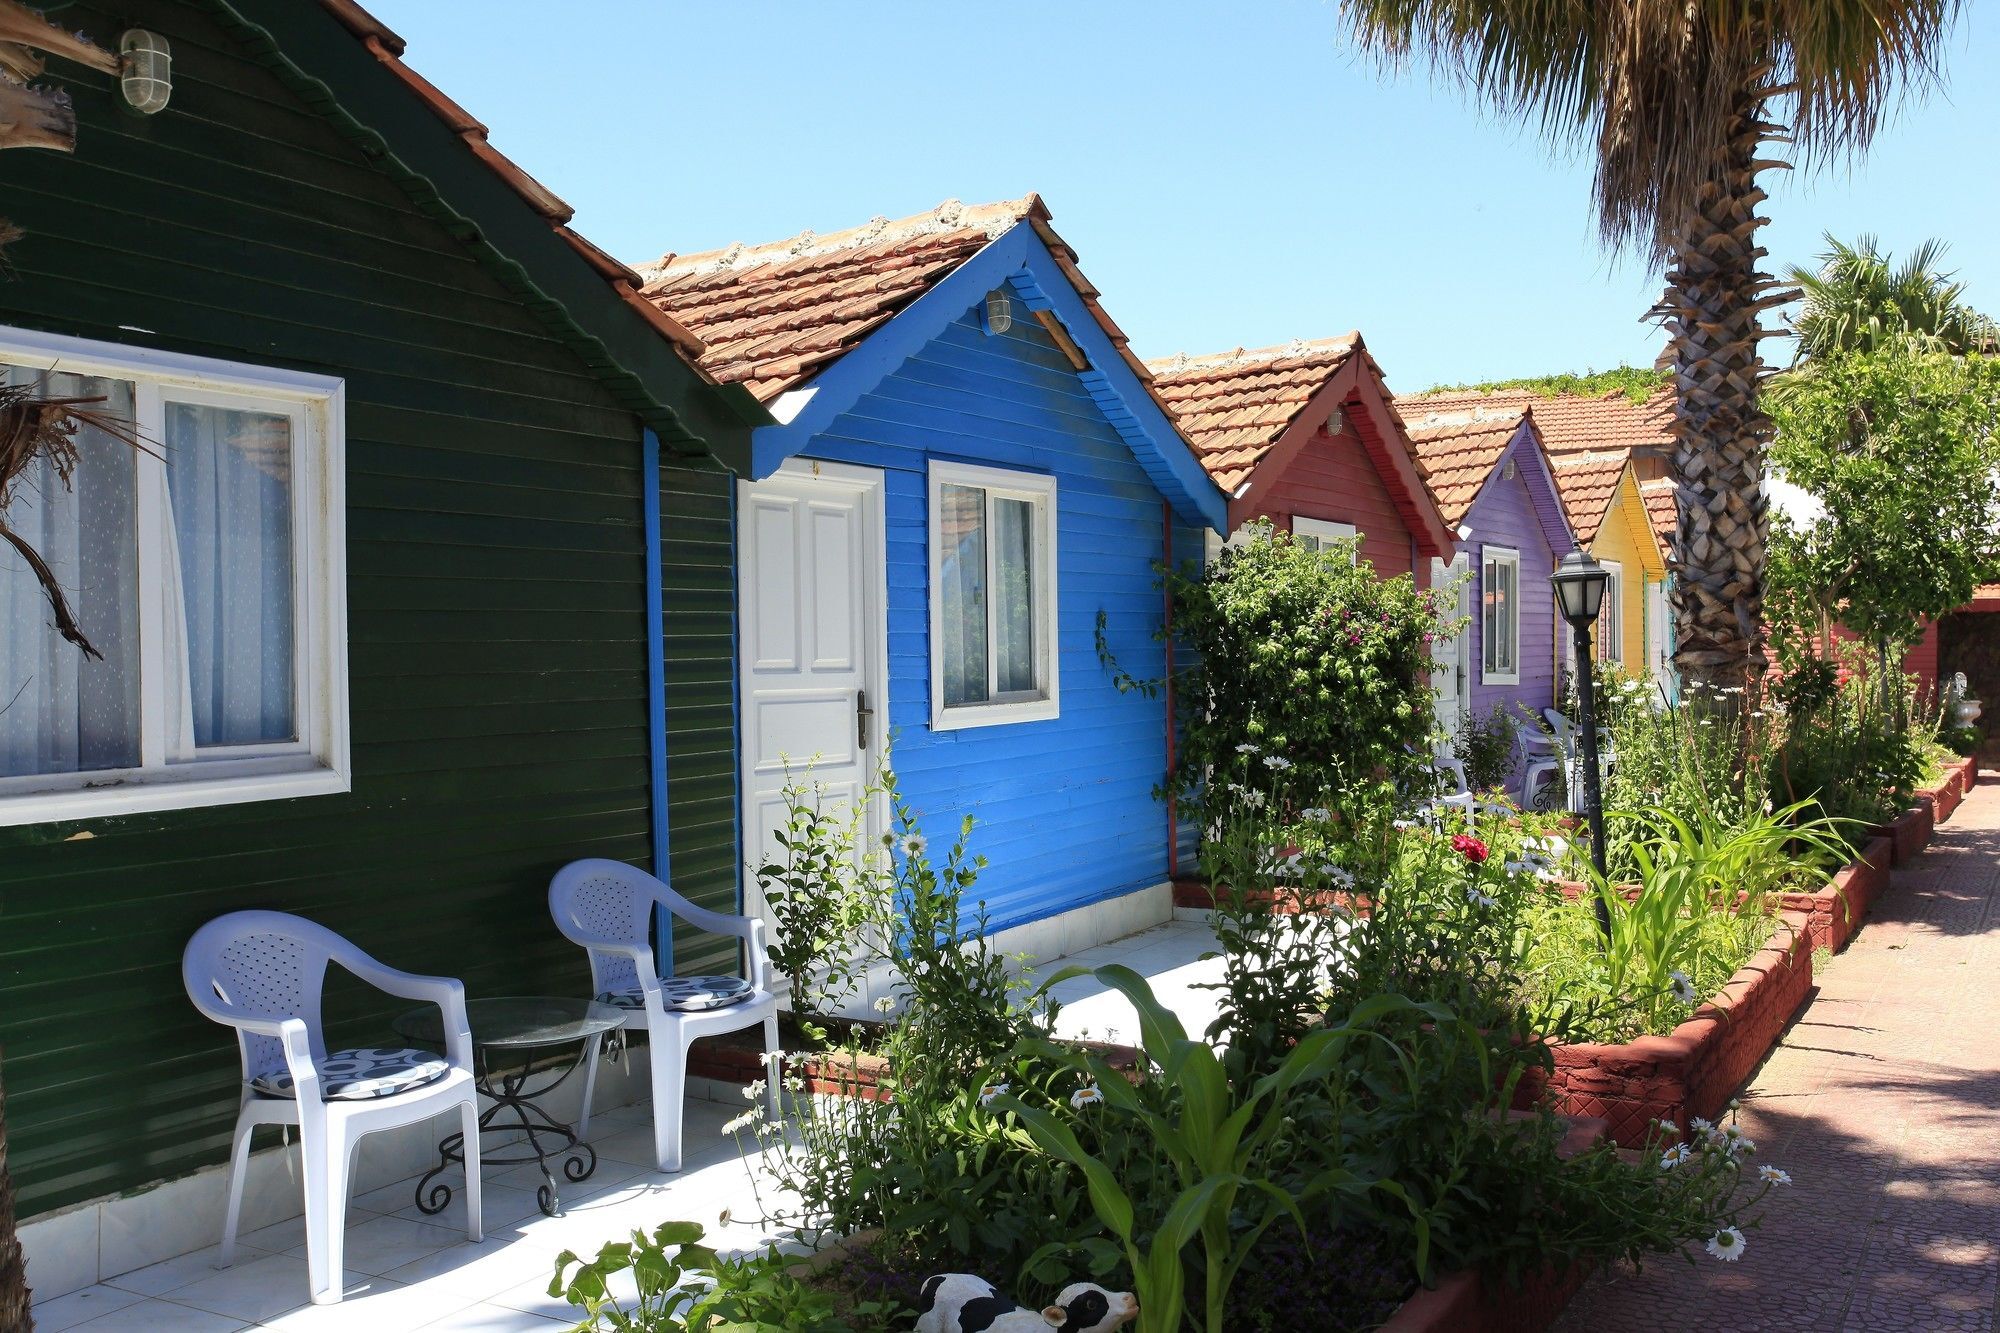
596;975;755;1012
251;1047;451;1102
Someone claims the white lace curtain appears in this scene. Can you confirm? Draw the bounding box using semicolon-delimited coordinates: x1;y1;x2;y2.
0;372;295;781
0;370;139;779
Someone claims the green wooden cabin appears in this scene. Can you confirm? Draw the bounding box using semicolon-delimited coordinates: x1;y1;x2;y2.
0;0;758;1295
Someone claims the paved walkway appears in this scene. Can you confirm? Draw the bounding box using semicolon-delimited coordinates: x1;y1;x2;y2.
1557;773;2000;1333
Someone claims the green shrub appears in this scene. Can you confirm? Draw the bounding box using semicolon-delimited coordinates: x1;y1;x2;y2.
1164;522;1452;825
1452;703;1518;794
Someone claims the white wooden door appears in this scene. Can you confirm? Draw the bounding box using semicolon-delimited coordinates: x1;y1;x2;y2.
1430;554;1471;736
737;461;885;928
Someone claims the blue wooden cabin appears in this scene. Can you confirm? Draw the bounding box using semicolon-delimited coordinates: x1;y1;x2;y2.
639;196;1224;960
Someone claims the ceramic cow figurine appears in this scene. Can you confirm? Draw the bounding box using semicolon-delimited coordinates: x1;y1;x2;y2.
914;1273;1139;1333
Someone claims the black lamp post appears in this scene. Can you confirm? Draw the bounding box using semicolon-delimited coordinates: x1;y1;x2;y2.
1551;550;1612;939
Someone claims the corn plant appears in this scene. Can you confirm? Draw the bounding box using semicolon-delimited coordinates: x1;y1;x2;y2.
992;966;1444;1333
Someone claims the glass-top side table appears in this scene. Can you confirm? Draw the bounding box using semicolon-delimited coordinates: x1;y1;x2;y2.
393;996;627;1217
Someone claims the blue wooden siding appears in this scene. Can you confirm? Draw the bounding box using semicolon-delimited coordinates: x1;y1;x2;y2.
800;301;1190;931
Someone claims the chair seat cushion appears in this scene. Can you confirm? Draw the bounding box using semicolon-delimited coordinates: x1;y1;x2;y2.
251;1047;452;1102
596;975;755;1012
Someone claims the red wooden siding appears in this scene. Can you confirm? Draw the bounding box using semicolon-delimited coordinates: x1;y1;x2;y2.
1241;423;1419;581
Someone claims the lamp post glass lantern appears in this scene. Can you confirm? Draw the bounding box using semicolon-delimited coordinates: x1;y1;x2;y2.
1551;551;1613;938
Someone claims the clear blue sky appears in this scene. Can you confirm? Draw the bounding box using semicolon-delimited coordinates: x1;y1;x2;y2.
369;1;2000;392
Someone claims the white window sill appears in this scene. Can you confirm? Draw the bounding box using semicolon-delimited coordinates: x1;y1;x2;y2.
931;697;1061;732
1482;670;1520;687
0;760;348;828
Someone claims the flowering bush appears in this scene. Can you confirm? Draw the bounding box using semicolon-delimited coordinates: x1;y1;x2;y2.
1164;521;1453;826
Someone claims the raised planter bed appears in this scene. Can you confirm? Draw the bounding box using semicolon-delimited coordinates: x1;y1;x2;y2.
1871;803;1933;865
1514;912;1813;1148
1918;755;1977;825
1172;876;1371;915
1777;835;1893;954
688;1020;1141;1102
1383;1263;1591;1333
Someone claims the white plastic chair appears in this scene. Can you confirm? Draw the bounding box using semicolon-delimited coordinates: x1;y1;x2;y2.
1511;715;1562;809
182;911;481;1306
1543;707;1617;802
548;859;781;1172
1426;739;1477;829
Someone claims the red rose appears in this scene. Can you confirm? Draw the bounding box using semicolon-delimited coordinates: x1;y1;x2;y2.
1451;834;1489;863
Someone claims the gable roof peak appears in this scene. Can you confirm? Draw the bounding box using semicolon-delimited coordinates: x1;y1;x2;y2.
638;194;1045;285
1142;332;1362;381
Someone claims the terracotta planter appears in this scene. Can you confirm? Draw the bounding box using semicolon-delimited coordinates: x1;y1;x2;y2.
1917;776;1962;826
1515;913;1813;1148
1172;877;1371;916
688;1019;896;1101
1777;836;1893;953
1382;1263;1591;1333
689;1021;1140;1102
1870;804;1933;865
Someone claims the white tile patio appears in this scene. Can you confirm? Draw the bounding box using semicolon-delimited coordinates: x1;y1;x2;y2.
31;919;1222;1332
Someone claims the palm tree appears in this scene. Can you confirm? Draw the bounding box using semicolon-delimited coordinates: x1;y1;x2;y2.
1786;233;1995;360
1338;1;1964;691
0;1062;29;1330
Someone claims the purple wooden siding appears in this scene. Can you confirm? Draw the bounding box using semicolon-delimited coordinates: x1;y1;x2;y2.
1465;433;1569;732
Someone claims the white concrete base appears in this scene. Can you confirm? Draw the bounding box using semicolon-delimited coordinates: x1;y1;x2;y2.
19;1048;654;1302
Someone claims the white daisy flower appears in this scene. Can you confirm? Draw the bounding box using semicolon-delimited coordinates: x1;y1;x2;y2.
1689;1117;1713;1135
721;1110;759;1136
1070;1083;1104;1111
1300;807;1331;822
783;1075;805;1092
1392;818;1415;831
979;1081;1009;1107
1326;866;1357;892
743;1079;766;1100
1658;1145;1690;1170
1262;755;1293;771
1242;789;1266;809
873;996;896;1013
1759;1165;1791;1185
1655;1119;1679;1136
1466;887;1496;909
1705;1227;1746;1262
900;833;928;857
1235;742;1260;754
763;1048;786;1068
1669;971;1699;1005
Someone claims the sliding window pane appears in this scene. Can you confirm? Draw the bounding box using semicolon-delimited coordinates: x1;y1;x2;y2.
992;497;1037;695
937;483;988;707
0;369;139;777
166;401;296;747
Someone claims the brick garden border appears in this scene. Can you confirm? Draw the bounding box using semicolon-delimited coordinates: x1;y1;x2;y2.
1514;912;1813;1149
1778;835;1893;954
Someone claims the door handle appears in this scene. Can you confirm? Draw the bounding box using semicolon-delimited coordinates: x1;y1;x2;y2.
856;689;873;750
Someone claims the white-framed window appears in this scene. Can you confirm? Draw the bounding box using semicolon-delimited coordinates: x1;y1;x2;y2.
928;460;1058;730
1480;545;1520;685
1598;559;1624;665
1291;516;1359;562
0;326;348;826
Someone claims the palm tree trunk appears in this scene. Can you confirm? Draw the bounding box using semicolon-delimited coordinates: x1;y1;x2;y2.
0;1057;31;1330
1656;78;1786;694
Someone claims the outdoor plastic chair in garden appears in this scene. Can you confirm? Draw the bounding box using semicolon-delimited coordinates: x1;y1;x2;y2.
1542;707;1618;789
181;910;481;1307
548;858;781;1172
1427;739;1478;829
1511;714;1563;809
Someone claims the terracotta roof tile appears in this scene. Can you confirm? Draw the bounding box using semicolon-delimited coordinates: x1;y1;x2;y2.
1141;337;1366;492
1406;385;1674;459
312;0;710;365
637;196;1091;402
1549;452;1631;546
1397;403;1532;528
1639;476;1678;546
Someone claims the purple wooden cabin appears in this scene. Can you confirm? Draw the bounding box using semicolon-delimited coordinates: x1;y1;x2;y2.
1400;403;1576;770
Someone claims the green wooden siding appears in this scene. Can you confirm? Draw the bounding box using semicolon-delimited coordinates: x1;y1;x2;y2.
0;0;739;1219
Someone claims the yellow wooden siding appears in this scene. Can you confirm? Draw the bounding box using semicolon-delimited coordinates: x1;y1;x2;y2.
1588;469;1666;670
